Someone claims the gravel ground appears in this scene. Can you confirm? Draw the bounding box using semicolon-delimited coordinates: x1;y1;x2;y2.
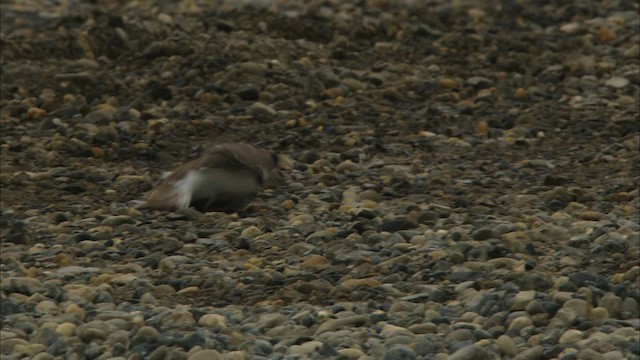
1;0;639;359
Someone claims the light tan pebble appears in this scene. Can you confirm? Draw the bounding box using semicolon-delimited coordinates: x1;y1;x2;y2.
611;273;625;284
188;349;221;360
342;190;360;203
434;353;448;360
559;329;583;343
603;350;625;360
496;335;518;356
242;262;259;270
580;211;603;221
380;324;415;338
623;266;639;281
560;22;581;34
0;338;29;354
622;297;640;319
447;137;472;148
337;348;366;359
605;77;629;88
35;300;59;314
408;323;437;334
559;256;579;267
587;331;608;341
221;351;246;360
590;307;610;323
240;226;262;238
551;211;572;220
289;214;315;225
132;316;145;327
611;326;638;340
617;96;635;106
18;343;46;356
552;308;577;327
176;286;199;295
302;255;331;270
55;323;77;336
475;339;491;347
335;159;360;173
476;88;493;98
467;8;485;21
157;13;173;25
429;250;448;260
360;200;379;209
64;303;86;320
285;119;297;127
507;316;532;332
140;292;158;306
511;290;536;309
317;310;332;320
598;294;622;318
564;202;588;214
199;314;227;328
552;291;573;303
563;299;589;317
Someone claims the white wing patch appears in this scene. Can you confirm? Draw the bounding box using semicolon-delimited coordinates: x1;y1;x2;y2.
171;170;206;209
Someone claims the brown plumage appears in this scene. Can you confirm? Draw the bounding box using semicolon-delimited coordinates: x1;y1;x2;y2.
137;143;281;212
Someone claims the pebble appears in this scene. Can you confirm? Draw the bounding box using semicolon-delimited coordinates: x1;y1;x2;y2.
248;102;276;118
448;345;492;360
315;315;368;335
198;314;227;328
605;77;629;88
188;349;221;360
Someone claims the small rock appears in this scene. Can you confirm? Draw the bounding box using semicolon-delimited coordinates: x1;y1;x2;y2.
605;77;629;88
448;345;492;360
439;78;458;89
335;160;360;173
383;346;417;360
558;329;583;343
188;349;221;360
249;102;276;118
198;314;227;328
314;315;368;335
131;325;160;346
496;335;518;357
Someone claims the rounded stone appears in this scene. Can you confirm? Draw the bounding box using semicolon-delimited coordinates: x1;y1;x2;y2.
558;329;583;344
198;314;227;328
507;316;533;333
55;323;77;336
448;345;492;360
598;294;622;318
188;349;221;360
383;346;417;360
131;326;160;345
495;335;518;357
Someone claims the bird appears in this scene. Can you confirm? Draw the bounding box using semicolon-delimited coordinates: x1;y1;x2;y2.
137;143;282;212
